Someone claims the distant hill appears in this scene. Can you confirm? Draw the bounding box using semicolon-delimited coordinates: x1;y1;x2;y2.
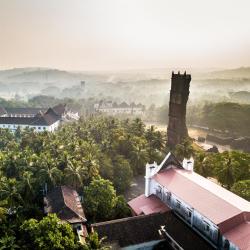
0;68;80;83
230;91;250;103
199;67;250;79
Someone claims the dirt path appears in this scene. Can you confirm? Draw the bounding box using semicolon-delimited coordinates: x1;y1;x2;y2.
124;175;145;201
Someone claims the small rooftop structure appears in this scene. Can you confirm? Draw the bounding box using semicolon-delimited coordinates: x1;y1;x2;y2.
44;186;86;224
128;194;169;215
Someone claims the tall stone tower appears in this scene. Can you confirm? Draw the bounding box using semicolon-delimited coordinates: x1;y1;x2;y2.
167;71;191;148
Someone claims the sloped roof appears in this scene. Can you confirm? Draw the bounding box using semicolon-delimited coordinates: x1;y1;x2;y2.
0;113;59;126
0;107;7;116
92;211;212;249
44;186;86;224
45;107;60;117
153;168;250;226
224;220;250;250
52;104;66;116
119;102;129;108
152;166;250;250
4;107;47;115
31;112;59;126
0;117;33;125
128;194;170;215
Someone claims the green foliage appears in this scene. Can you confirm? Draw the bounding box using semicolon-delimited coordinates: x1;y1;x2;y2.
194;150;250;197
201;102;250;136
231;180;250;201
0;214;83;250
20;214;81;250
83;178;117;221
111;155;132;193
83;232;110;250
0;116;165;220
153;102;250;137
194;153;214;178
0;234;19;250
174;138;194;161
112;195;131;219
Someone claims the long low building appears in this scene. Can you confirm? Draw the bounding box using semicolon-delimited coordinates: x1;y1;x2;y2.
92;211;213;250
0;104;79;132
94;100;145;115
128;153;250;250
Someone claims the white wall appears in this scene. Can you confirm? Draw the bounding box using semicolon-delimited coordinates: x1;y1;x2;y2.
97;107;144;115
148;176;238;250
0;120;60;132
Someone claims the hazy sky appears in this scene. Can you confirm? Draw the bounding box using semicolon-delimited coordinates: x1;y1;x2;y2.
0;0;250;70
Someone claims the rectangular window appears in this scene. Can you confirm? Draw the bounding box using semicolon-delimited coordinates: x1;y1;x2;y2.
203;221;210;231
176;200;181;209
156;186;162;194
167;192;171;200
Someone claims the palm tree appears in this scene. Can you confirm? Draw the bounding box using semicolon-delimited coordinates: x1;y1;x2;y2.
0;200;7;222
215;152;235;189
64;160;87;190
18;171;35;203
194;153;214;178
145;126;165;161
129;138;149;174
0;177;23;211
130;118;145;136
38;158;62;188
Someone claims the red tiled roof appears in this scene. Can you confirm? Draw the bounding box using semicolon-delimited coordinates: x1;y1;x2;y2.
44;186;86;224
51;104;66;116
128;194;170;215
154;168;245;225
224;221;250;250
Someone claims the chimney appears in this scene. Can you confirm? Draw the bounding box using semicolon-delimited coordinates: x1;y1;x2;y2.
145;163;156;197
182;157;194;171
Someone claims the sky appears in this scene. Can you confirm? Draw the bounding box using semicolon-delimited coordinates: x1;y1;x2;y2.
0;0;250;71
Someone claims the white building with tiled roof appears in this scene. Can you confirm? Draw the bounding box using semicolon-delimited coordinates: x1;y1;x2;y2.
94;100;145;115
0;104;78;132
128;152;250;250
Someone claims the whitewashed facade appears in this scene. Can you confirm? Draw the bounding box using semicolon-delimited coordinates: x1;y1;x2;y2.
94;101;145;115
0;120;60;132
144;153;242;250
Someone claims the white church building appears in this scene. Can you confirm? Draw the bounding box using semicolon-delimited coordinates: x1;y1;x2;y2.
128;153;250;250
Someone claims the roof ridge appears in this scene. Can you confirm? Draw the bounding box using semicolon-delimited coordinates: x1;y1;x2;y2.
92;212;168;226
175;169;250;212
61;186;86;221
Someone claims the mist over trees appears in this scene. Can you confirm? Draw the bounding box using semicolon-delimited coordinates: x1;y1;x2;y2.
0;67;250;248
1;67;250;108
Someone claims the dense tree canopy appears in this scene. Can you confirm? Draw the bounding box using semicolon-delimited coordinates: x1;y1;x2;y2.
194;150;250;199
0;114;249;250
0;116;166;225
20;214;81;250
83;178;117;221
231;180;250;201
